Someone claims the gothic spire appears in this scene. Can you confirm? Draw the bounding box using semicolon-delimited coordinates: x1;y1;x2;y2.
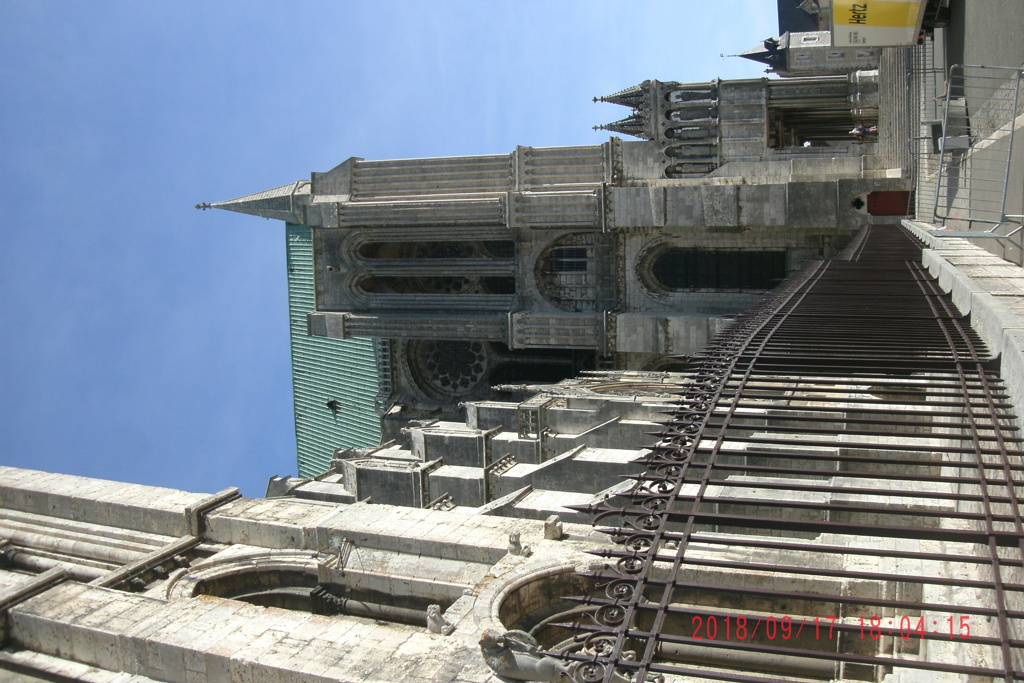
208;181;310;222
593;113;652;140
738;38;787;69
594;80;651;108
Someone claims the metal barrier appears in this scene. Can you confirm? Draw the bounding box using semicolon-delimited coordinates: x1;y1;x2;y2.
908;37;945;222
931;64;1023;229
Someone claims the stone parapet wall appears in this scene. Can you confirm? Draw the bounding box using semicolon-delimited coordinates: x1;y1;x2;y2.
0;467;210;538
905;219;1024;429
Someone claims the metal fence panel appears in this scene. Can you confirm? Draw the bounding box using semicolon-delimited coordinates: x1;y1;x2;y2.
933;64;1023;226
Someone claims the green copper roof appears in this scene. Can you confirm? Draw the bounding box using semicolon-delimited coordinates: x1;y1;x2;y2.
286;223;384;477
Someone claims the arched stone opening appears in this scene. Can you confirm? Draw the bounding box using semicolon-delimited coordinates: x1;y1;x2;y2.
498;566;881;681
640;246;787;292
166;551;453;628
664;162;717;177
192;567;318;611
497;568;594;651
666;123;718;140
666;105;718;121
665;85;717;104
535;233;599;312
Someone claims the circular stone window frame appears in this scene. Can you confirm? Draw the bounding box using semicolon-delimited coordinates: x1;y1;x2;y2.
164;549;319;601
477;559;596;647
404;338;491;401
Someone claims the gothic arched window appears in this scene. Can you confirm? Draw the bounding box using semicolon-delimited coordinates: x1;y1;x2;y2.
645;248;787;291
535;234;599;312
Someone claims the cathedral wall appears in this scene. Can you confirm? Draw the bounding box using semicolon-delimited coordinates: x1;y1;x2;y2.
465;401;517;433
6;580;501;682
428;466;486;507
412;424;493;468
718;79;769;162
0;467;211;538
509;190;601;229
617;139;664;181
509;312;601;350
350;154;513;200
336;196;507;228
0;568;34;594
614;312;733;355
516;144;607;188
204;497;514;565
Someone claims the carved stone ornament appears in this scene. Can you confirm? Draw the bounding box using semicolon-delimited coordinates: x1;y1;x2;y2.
426;604;455;636
543;515;564;541
479;629;569;681
507;531;533;557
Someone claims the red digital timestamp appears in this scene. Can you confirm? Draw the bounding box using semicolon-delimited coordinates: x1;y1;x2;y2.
689;615;972;641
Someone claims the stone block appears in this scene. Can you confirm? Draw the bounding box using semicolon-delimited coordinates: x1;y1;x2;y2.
609;186;664;228
428;466;485;507
420;429;487;468
664;186;704;227
738;184;786;226
786;181;836;228
928;253;986;313
619;140;664;181
701;185;739;226
614;313;663;354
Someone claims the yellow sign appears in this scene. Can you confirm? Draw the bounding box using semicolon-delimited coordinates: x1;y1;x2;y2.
831;0;925;46
834;1;921;28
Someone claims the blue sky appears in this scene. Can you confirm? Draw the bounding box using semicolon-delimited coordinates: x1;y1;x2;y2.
0;1;777;498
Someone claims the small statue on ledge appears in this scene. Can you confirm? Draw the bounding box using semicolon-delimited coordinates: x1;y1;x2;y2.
508;531;533;557
426;604;455;636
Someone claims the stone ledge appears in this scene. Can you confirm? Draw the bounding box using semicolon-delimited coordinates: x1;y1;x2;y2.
904;218;1024;424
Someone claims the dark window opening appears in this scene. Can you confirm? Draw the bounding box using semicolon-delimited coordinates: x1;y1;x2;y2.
482;277;516;294
652;249;786;290
357;240;514;260
488;350;597;388
359;276;514;295
550;247;590;272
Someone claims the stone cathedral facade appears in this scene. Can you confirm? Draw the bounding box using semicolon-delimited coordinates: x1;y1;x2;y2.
13;57;1011;682
215;71;905;428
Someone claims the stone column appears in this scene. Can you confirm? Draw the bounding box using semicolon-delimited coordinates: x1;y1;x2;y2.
308;312;508;341
361;258;515;277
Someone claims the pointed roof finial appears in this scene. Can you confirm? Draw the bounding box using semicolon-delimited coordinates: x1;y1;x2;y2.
209;181;310;222
594;81;651;109
595;114;652;140
738;38;786;68
195;202;212;210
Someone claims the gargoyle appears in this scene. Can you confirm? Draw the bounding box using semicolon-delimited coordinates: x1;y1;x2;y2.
479;629;569;681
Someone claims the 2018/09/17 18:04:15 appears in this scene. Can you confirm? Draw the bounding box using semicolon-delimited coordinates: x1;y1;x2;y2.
687;615;972;640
